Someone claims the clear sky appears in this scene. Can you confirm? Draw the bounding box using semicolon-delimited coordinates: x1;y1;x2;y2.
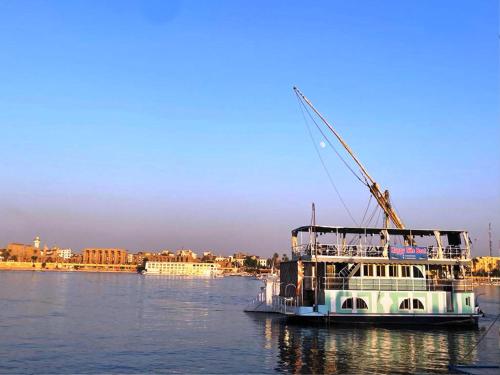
0;0;498;256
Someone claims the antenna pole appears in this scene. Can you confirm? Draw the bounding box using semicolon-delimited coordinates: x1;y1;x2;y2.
310;203;319;312
489;223;492;257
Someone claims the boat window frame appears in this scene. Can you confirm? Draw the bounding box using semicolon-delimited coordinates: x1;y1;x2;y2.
342;297;354;309
376;265;386;277
399;298;411;310
401;266;411;278
363;264;374;277
388;265;398;277
412;266;424;278
341;297;369;310
356;298;368;310
412;298;424;310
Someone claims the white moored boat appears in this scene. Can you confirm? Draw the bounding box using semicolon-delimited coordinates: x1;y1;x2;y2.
245;224;479;327
144;261;220;277
245;88;481;327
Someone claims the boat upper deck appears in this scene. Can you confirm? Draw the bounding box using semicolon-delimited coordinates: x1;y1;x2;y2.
291;226;471;263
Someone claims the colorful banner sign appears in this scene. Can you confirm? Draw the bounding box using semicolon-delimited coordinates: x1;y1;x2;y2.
389;246;428;260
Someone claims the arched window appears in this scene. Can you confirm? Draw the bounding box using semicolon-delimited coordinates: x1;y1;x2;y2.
399;298;424;310
412;299;424;310
413;266;424;278
399;298;411;310
342;297;368;310
356;298;368;310
342;298;353;309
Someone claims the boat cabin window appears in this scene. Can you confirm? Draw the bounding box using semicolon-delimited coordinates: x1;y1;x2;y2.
412;299;424;310
400;298;424;310
342;297;368;310
356;298;368;309
399;298;411;310
376;265;386;277
401;266;411;278
388;265;398;277
465;297;471;306
412;266;424;278
326;264;335;276
342;298;353;309
363;265;374;277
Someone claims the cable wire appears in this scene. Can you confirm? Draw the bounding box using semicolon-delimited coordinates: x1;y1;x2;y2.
296;95;359;226
360;194;373;227
458;313;500;363
295;92;367;186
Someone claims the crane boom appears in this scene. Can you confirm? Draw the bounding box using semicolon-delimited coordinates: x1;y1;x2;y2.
294;86;406;230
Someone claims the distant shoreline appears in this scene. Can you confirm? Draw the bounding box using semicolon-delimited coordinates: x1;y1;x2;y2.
0;261;137;273
0;262;257;277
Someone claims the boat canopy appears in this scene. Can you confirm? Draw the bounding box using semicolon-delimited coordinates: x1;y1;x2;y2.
291;226;467;237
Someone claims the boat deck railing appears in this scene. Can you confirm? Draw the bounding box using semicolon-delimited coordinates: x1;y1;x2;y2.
292;244;468;260
272;295;298;314
318;277;474;292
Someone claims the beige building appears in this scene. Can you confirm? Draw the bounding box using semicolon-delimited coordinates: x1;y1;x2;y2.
472;256;500;274
83;248;127;264
6;242;40;262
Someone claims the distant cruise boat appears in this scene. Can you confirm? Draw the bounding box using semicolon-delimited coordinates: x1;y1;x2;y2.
143;261;221;277
245;88;480;327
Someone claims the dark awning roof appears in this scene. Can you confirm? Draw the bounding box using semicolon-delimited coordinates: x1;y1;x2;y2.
291;226;467;237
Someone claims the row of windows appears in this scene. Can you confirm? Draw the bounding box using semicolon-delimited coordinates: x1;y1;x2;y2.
148;263;215;269
357;265;424;278
399;298;424;310
341;297;426;311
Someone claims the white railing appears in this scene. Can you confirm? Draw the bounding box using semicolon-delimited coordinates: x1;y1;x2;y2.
292;244;468;260
272;295;298;314
249;290;266;307
292;243;384;258
320;277;473;292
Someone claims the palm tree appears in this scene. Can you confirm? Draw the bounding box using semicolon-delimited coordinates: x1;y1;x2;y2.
0;249;10;261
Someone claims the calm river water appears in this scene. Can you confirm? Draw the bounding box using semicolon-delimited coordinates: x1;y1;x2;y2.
0;271;498;374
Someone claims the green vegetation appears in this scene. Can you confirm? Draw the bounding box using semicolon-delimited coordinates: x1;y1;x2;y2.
243;256;258;269
0;249;11;261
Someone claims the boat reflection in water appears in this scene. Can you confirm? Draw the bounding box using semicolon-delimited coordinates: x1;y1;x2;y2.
249;314;480;374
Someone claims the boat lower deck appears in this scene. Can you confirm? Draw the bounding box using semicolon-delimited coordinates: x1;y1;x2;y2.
285;312;480;327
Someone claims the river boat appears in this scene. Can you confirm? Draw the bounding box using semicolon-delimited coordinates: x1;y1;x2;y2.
245;88;480;327
143;261;221;277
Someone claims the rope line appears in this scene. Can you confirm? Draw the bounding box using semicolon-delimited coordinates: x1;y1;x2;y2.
458;313;500;363
360;195;373;227
296;94;359;226
365;204;380;227
295;92;367;186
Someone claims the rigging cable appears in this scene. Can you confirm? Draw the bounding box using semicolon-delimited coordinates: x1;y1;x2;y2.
295;92;367;187
360;194;373;227
375;205;383;228
365;204;380;227
457;313;500;363
296;94;359;226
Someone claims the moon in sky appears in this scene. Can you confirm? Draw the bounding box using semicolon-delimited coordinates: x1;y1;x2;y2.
319;141;326;148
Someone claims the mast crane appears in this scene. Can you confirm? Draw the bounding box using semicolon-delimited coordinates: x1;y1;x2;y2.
294;86;408;236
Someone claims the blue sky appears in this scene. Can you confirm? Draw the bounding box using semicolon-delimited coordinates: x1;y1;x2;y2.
0;0;498;256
